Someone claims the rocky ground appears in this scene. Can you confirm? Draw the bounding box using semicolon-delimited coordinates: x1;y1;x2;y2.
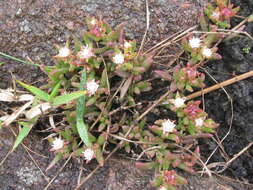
0;0;252;190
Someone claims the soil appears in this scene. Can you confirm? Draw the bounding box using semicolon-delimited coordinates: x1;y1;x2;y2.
0;0;252;190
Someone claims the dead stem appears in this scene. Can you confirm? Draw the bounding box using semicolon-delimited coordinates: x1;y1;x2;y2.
136;146;161;161
108;133;160;145
173;144;212;177
199;67;234;175
138;0;150;55
209;142;253;174
145;25;197;54
44;153;73;190
214;171;253;187
186;70;253;100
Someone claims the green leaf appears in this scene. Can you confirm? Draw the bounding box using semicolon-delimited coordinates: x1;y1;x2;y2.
86;96;97;107
76;70;92;147
49;81;62;100
95;145;104;166
100;67;110;89
12;122;33;151
200;13;208;31
185;83;193;92
73;36;82;51
151;175;163;187
97;133;106;145
77;119;91;146
17;80;50;101
167;134;180;143
89;133;97;143
202;127;215;133
248;14;253;22
52;91;86;106
188;124;196;135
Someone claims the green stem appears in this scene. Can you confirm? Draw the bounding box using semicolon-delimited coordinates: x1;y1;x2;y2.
0;52;40;67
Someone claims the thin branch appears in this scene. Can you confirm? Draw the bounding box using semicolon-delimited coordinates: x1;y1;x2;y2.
186;70;253;100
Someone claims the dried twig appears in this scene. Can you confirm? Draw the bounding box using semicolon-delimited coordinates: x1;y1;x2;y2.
136;146;161;161
186;70;253;100
138;0;150;55
44;154;73;190
208;142;253;174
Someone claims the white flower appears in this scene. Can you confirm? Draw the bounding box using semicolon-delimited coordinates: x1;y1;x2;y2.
112;53;124;64
211;11;220;20
57;47;71;58
189;37;201;49
162;119;176;134
51;137;64;150
77;46;94;60
124;41;132;49
90;18;97;25
87;79;99;96
170;97;186;108
82;148;95;161
159;187;167;190
202;47;212;58
195;117;204;127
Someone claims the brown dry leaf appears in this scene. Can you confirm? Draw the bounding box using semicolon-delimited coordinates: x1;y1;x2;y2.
0;89;33;102
2;98;34;127
25;102;51;120
0;91;15;102
120;76;133;100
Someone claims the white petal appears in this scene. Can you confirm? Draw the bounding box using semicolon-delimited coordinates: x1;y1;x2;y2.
113;53;124;64
195;118;204;127
83;148;94;161
162;119;176;133
51;137;64;150
87;79;99;96
189;37;201;48
202;47;212;58
57;47;71;58
124;41;131;49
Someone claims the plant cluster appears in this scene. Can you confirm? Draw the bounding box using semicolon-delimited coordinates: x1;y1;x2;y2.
204;0;239;29
13;1;241;190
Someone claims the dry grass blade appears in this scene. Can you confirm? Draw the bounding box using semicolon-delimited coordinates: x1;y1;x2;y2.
2;98;34;127
0;91;16;102
214;172;253;187
0;126;49;181
138;0;150;55
43;154;73;190
0;89;33;102
120;75;133;100
145;25;197;54
25;102;51;120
